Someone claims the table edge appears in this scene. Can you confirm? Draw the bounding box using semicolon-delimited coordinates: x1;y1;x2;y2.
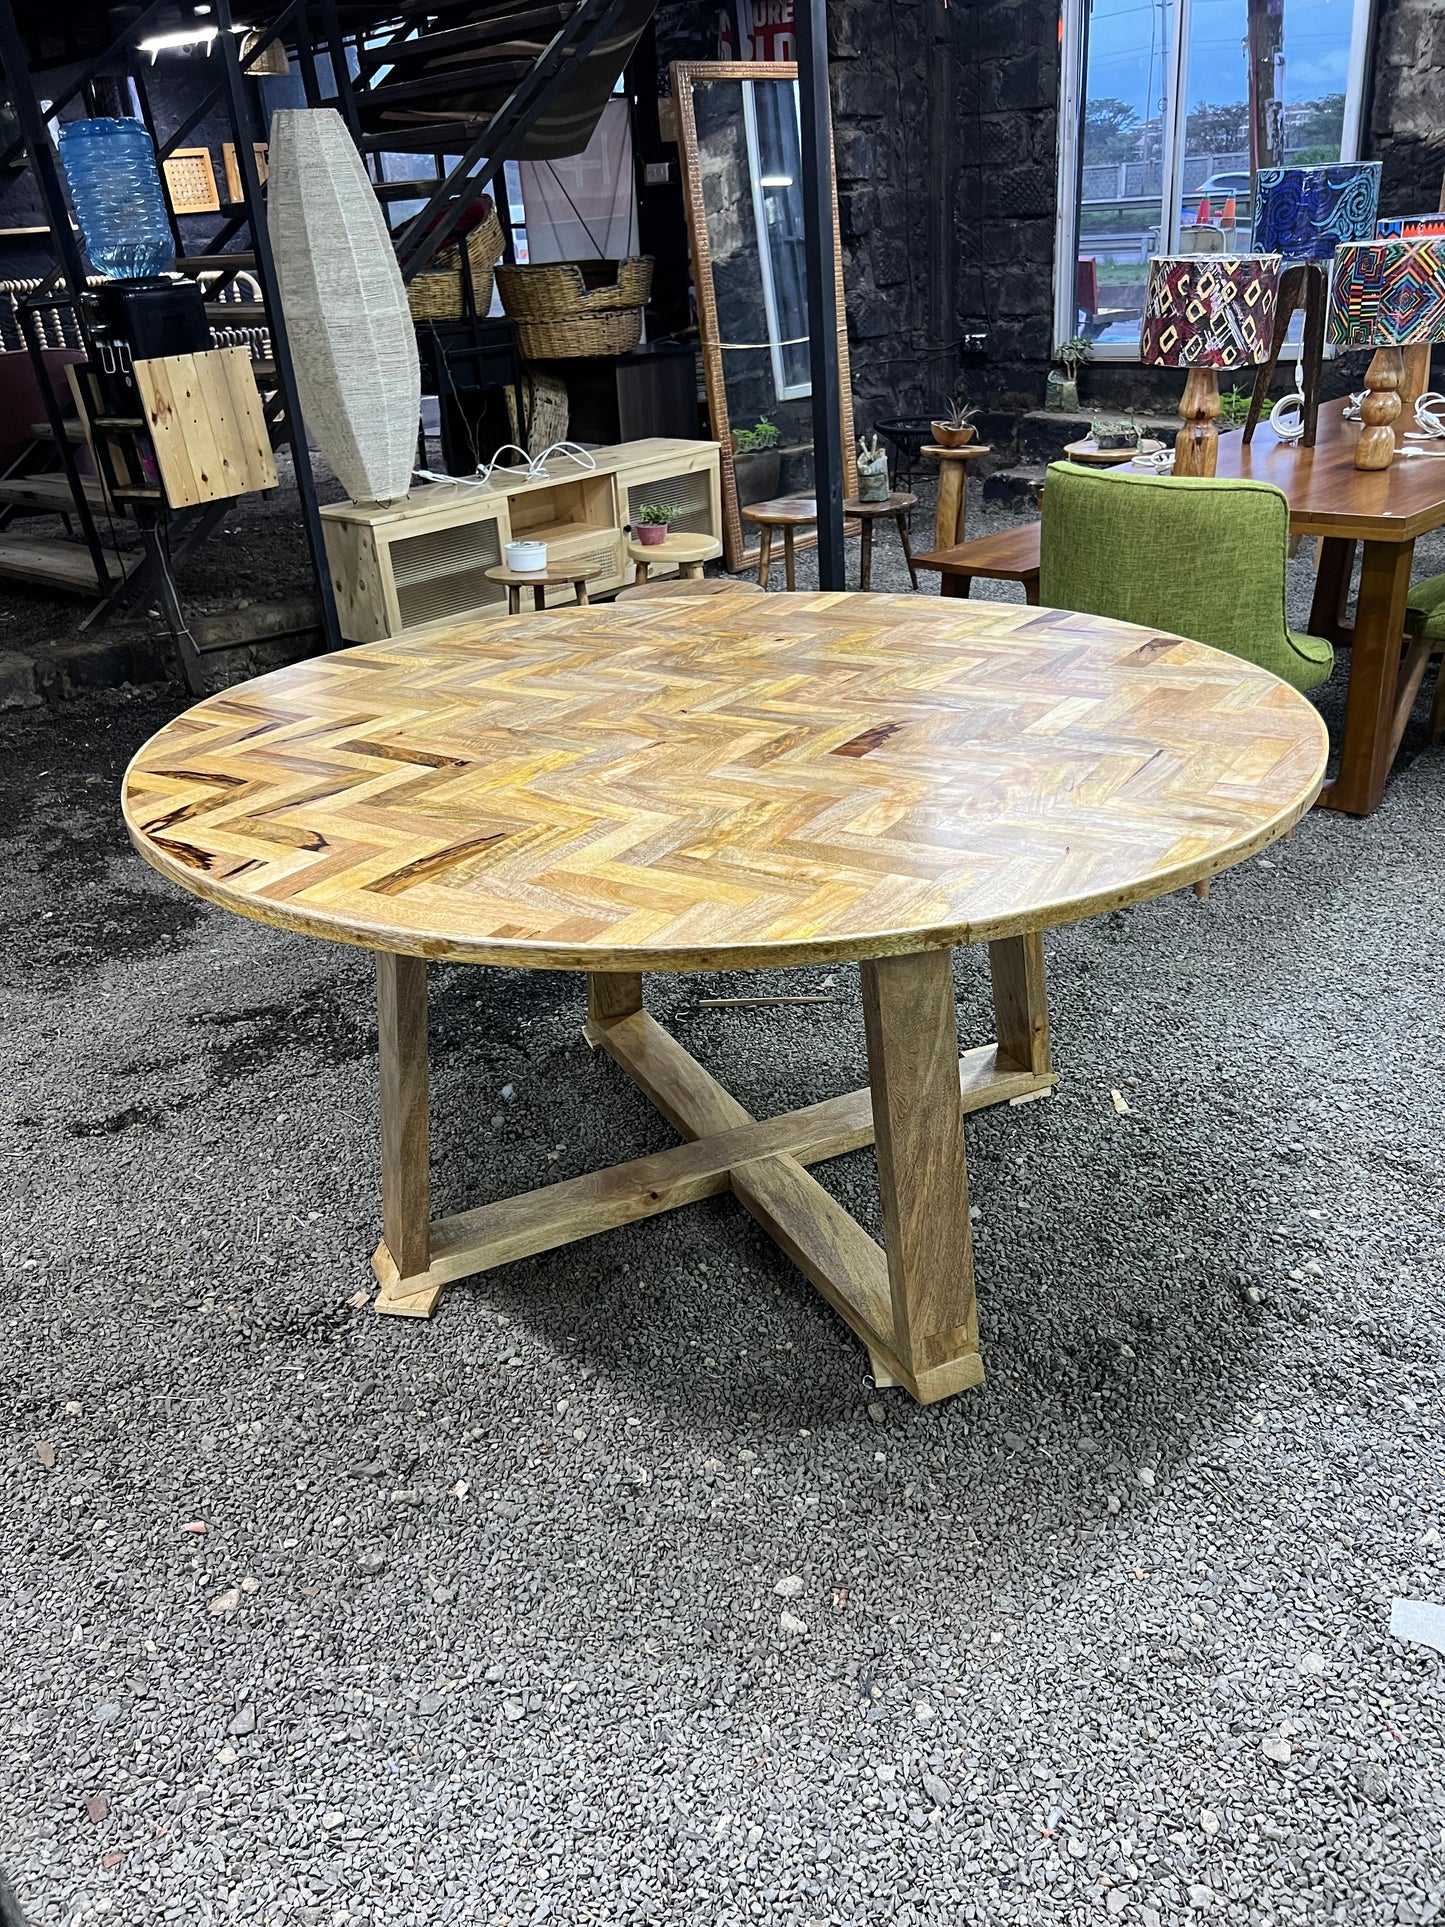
122;754;1327;974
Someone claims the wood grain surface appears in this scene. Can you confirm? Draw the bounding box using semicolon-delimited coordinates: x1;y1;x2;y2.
122;593;1328;973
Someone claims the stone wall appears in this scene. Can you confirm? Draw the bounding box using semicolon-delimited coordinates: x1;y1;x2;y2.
640;0;1437;425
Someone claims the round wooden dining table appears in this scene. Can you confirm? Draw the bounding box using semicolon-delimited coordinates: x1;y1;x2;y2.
122;592;1327;1405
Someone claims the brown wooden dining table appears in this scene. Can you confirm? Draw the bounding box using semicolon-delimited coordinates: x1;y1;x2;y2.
1215;397;1445;816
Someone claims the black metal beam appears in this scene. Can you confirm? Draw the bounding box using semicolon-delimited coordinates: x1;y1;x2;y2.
317;0;365;146
393;0;634;281
0;0;173;174
795;0;845;590
213;0;344;655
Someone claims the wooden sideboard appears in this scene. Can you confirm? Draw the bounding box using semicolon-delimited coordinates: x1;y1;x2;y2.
320;438;722;641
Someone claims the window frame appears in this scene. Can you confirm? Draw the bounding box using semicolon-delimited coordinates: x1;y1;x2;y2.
1053;0;1377;362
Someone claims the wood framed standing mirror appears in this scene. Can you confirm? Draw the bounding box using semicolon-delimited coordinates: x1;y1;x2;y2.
671;60;856;573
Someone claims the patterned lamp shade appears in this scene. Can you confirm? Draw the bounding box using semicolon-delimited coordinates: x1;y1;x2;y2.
1327;238;1445;346
1139;255;1282;369
1254;162;1381;261
1376;213;1445;242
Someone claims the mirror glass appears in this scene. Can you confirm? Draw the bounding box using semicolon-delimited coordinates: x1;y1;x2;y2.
694;76;814;494
677;63;854;567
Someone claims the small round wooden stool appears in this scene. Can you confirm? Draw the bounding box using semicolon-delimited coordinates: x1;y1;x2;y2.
626;531;723;586
485;562;601;614
741;495;817;590
843;491;919;591
615;575;764;604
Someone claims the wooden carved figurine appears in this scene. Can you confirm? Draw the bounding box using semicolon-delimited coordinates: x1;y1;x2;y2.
1174;367;1221;477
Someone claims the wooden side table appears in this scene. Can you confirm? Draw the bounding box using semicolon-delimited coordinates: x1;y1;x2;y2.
741;494;817;590
485;562;600;614
626;531;723;585
843;492;918;590
920;443;992;549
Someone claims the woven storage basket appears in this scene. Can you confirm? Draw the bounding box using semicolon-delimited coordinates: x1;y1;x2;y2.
513;308;643;359
407;207;505;324
495;256;652;323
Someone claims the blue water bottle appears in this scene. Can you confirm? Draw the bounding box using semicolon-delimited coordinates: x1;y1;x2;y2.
57;117;175;280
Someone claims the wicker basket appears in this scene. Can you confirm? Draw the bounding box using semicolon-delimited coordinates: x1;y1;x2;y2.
495;256;652;323
513;308;643;359
407;207;505;324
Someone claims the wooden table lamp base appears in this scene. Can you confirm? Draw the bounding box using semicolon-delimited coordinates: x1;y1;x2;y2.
1174;368;1220;477
1355;345;1405;472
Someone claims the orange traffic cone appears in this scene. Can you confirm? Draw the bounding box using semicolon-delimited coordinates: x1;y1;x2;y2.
1196;196;1210;225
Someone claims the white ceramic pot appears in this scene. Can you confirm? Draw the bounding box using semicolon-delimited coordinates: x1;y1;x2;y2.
506;539;547;572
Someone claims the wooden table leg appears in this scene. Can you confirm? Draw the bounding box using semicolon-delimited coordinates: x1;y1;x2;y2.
988;931;1051;1078
783;526;797;591
860;947;982;1402
507;585;522;615
756;525;774;590
634;561;648;586
1023;572;1041;606
531;584;546;612
858;518;873;591
373;952;437;1316
587;971;643;1025
681;561;704;580
1309;536;1357;643
1319;539;1415;816
939;570;973;599
897;511;918;590
934;460;965;550
575;580;589;605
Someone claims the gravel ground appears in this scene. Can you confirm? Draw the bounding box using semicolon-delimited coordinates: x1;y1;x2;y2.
3;515;1445;1927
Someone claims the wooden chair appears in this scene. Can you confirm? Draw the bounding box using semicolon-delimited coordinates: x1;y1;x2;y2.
843;491;918;590
741;495;817;590
914;523;1041;603
614;576;764;603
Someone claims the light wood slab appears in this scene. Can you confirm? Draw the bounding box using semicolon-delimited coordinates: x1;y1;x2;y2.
122;595;1328;974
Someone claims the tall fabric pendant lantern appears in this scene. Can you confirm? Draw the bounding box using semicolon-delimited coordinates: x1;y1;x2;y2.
267;108;419;506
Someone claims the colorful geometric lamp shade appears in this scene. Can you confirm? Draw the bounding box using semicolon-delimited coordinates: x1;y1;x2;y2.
1327;236;1445;469
267;108;420;506
1254;162;1381;262
1140;255;1281;474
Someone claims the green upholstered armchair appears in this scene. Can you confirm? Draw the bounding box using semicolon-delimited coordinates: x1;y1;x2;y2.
1404;575;1445;744
1037;462;1333;695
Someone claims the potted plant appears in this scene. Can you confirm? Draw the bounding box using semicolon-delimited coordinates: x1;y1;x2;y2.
731;417;781;505
1048;336;1092;411
930;399;979;450
634;503;676;547
1089;416;1140;450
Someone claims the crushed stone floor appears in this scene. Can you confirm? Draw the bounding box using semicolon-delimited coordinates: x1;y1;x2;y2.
2;504;1445;1927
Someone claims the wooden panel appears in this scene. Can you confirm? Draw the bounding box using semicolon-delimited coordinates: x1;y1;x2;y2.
163;148;220;215
861;948;978;1377
123;594;1329;973
133;349;277;509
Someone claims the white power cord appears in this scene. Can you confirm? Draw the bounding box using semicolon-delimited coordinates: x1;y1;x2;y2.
1268;360;1306;442
412;441;598;491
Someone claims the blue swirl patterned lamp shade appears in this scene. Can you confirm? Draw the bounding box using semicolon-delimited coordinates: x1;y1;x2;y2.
1254;162;1381;262
1326;238;1445;346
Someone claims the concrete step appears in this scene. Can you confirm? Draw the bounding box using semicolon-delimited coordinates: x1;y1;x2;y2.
1016;408;1180;465
982;465;1047;511
0;474;107;512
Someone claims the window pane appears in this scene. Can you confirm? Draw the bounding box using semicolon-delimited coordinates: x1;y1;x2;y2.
1076;0;1176;349
1180;0;1251;251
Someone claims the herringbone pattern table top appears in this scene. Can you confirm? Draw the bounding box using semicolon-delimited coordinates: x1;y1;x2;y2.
122;594;1328;971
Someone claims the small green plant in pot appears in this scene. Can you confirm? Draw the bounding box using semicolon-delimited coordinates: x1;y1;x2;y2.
732;417;782;505
635;503;677;547
1048;335;1092;411
930;398;979;450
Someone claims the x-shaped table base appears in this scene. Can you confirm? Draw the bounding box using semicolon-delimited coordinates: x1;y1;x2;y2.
370;937;1054;1405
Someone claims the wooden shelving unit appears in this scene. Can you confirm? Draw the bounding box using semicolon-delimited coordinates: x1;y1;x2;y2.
319;439;722;642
